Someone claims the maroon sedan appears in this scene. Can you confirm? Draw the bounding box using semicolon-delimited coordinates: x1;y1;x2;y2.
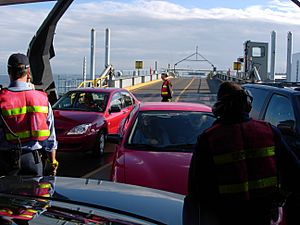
52;88;139;155
107;102;215;195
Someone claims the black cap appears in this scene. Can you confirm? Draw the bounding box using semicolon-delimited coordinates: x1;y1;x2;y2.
7;53;30;69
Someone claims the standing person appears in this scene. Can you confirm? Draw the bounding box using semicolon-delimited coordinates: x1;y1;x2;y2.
0;53;58;176
186;81;300;225
161;72;173;102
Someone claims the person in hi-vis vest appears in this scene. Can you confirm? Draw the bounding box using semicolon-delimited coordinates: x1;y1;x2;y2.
160;73;173;102
0;53;58;176
185;81;300;225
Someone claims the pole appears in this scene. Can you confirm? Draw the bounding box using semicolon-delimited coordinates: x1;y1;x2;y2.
90;28;96;81
105;28;111;68
270;31;276;81
82;56;87;87
286;31;292;82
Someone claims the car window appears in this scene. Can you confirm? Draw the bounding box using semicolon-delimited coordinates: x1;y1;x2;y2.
264;94;296;129
110;92;124;109
126;111;215;152
244;87;269;119
53;92;77;110
119;105;139;135
52;91;108;112
121;91;134;107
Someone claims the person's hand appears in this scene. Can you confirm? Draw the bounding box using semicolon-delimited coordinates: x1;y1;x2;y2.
44;159;59;176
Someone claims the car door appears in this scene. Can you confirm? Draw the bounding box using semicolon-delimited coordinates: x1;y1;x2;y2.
121;91;135;117
106;92;127;134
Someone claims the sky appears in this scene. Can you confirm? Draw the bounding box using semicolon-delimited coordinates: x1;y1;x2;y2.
0;0;300;76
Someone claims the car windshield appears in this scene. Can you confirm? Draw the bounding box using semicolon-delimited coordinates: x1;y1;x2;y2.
53;91;109;112
126;111;215;152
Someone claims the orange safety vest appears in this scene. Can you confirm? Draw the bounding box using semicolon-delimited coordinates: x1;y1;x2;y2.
0;89;50;143
205;120;278;200
161;80;171;97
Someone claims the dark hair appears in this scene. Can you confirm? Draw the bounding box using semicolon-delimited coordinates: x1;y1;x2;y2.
7;53;30;81
212;81;252;117
8;66;28;80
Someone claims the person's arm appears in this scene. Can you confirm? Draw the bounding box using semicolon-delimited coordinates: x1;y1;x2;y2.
272;126;300;192
188;133;218;203
44;103;58;156
43;103;59;175
168;80;173;96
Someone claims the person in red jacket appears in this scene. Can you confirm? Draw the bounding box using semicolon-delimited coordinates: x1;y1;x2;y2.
160;73;173;102
0;53;58;176
185;81;300;225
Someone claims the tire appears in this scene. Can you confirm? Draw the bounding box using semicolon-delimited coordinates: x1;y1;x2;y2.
94;130;106;157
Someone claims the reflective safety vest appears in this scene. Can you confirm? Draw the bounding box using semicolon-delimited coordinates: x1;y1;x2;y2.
0;89;50;143
205;120;278;200
161;80;171;97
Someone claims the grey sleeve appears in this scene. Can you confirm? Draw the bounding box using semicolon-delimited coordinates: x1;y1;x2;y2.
42;103;58;151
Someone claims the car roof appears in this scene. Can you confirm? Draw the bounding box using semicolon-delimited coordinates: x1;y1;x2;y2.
67;87;128;94
138;102;212;112
243;82;300;95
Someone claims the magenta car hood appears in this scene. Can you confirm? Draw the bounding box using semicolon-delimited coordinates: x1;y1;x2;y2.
124;150;192;195
54;110;105;128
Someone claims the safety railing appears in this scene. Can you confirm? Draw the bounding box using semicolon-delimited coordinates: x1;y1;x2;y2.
77;65;112;88
77;75;109;88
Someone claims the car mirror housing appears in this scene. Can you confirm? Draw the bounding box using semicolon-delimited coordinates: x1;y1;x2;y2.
106;134;122;144
110;105;121;113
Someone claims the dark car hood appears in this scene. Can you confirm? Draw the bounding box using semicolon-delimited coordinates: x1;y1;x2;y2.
0;176;184;225
54;110;105;128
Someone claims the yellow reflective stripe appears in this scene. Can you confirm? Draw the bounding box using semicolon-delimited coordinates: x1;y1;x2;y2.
41;194;50;197
6;130;50;140
213;146;275;165
19;214;34;218
0;209;13;214
219;176;278;194
162;85;167;88
25;209;38;213
38;183;51;188
2;106;48;116
161;92;168;94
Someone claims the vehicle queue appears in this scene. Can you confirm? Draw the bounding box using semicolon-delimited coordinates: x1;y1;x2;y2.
1;56;300;224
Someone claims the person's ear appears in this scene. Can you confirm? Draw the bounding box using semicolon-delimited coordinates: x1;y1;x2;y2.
26;69;32;82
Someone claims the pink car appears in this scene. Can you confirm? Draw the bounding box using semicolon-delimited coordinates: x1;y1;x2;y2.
52;88;139;156
107;102;215;195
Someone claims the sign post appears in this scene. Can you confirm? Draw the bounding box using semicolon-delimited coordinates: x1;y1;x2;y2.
135;60;144;76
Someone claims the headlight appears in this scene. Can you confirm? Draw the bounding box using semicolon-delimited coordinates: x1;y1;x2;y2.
67;124;92;135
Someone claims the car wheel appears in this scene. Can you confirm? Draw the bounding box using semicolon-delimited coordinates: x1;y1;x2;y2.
94;130;106;156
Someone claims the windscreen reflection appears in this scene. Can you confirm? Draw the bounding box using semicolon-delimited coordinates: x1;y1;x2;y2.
127;111;215;152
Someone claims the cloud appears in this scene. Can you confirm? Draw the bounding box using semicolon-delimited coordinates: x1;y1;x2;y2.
0;0;299;77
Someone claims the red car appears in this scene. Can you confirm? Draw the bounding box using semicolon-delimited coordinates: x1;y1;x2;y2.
107;102;215;195
52;88;139;155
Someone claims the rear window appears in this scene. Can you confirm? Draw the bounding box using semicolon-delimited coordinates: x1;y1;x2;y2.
126;111;215;152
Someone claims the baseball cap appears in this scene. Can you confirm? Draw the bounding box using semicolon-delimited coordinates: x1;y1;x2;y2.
7;53;30;69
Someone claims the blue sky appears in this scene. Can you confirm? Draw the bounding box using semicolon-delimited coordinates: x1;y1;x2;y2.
0;0;299;76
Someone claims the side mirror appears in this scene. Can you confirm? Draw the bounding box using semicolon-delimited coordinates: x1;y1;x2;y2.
277;120;296;136
106;134;122;144
109;105;121;113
